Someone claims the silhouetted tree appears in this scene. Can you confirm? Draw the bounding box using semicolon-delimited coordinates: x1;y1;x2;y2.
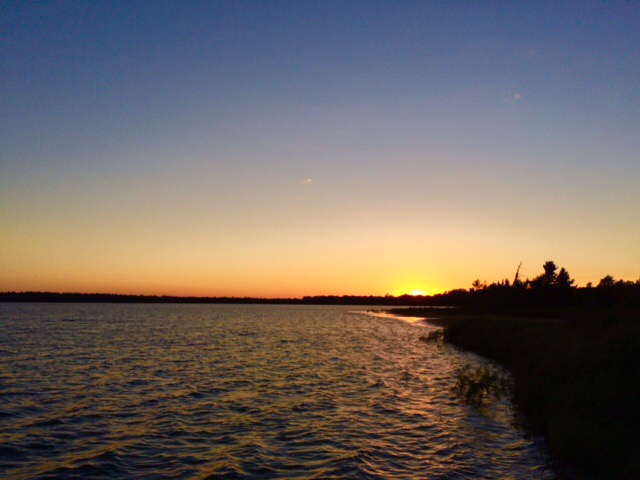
597;275;615;288
542;261;558;286
554;267;575;306
556;268;574;289
526;261;576;307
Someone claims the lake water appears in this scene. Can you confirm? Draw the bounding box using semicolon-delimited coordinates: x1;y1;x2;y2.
0;303;553;479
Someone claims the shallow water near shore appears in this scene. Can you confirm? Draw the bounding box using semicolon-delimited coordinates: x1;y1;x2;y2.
0;303;553;479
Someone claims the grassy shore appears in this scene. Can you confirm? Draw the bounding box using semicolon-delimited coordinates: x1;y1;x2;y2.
391;307;640;479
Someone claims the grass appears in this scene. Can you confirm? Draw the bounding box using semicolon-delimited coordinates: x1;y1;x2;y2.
444;316;640;479
452;363;512;407
419;329;444;347
392;307;640;479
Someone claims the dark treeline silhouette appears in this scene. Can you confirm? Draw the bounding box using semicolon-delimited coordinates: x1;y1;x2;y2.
2;261;638;311
0;292;298;304
0;291;435;306
415;261;640;314
300;295;443;306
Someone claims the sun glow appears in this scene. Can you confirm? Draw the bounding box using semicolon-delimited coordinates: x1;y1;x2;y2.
409;289;428;296
391;284;439;297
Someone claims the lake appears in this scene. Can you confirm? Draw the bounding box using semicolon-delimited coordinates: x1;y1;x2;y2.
0;303;553;478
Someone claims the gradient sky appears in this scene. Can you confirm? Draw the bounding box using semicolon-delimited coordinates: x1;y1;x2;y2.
2;1;639;297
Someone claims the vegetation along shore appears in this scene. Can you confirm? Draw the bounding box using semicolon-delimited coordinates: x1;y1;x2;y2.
392;262;640;479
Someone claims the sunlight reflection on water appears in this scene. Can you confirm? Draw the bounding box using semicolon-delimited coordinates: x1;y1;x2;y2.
0;303;553;479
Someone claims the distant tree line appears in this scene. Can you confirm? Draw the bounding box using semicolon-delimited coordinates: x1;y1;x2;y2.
0;291;441;306
2;261;638;310
0;292;300;304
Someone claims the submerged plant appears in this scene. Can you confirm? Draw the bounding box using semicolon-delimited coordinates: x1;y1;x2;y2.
453;363;513;406
419;329;444;347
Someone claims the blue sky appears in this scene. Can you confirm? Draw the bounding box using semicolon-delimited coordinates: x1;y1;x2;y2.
2;1;639;296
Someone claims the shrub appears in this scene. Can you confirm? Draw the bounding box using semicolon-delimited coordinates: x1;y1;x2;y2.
453;363;512;406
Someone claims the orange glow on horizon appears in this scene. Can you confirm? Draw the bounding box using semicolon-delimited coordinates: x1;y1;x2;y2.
391;286;443;297
409;289;428;296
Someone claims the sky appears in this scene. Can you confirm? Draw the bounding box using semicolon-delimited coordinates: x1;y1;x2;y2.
1;1;639;297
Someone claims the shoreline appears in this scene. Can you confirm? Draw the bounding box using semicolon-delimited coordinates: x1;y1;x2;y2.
390;307;640;479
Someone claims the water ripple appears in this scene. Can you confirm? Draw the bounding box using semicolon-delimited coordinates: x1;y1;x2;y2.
0;304;553;479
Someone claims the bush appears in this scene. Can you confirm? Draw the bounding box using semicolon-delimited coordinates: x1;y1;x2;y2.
453;363;512;406
443;316;640;479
